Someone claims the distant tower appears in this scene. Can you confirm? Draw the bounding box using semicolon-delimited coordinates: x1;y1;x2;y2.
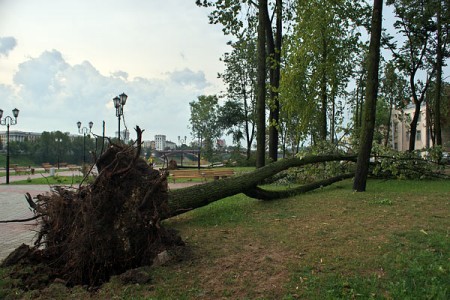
155;135;166;151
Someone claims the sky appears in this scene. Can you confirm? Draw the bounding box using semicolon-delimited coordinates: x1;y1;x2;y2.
1;1;447;146
0;0;230;144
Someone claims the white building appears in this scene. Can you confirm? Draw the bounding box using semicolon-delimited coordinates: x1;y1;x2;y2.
115;129;130;143
155;135;166;151
0;130;41;143
391;104;432;151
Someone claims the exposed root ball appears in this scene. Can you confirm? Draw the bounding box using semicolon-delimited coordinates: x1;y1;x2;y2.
3;130;184;288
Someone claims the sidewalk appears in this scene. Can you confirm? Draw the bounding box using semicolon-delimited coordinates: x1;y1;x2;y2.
0;185;50;261
0;172;203;262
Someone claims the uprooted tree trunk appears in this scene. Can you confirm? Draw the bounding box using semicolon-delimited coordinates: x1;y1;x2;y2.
166;155;357;218
0;127;357;290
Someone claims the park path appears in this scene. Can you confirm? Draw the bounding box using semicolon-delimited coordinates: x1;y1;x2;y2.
0;171;202;262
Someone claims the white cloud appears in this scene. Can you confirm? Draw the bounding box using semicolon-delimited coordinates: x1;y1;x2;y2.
168;68;209;89
0;36;16;57
5;49;215;143
0;0;230;143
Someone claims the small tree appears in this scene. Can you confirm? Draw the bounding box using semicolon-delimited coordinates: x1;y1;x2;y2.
189;95;222;162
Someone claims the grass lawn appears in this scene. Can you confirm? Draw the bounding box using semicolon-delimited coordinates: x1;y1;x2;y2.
1;179;449;299
8;175;87;185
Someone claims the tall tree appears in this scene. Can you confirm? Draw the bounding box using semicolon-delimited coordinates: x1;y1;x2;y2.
256;0;268;168
219;30;257;160
432;0;450;146
353;0;383;192
380;62;409;147
267;0;283;162
281;0;367;145
385;0;437;151
196;0;287;166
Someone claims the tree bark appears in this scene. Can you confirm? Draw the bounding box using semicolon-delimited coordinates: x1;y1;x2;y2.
256;0;267;168
165;154;356;219
320;38;328;141
243;173;354;200
268;0;282;162
435;0;443;146
353;0;383;192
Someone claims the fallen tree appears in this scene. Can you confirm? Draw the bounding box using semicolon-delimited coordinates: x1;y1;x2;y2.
0;131;357;289
165;155;357;218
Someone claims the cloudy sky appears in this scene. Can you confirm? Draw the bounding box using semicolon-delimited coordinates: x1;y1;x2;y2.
0;0;230;143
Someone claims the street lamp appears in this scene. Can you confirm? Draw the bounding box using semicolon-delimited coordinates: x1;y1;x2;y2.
0;108;19;184
178;136;187;146
113;92;128;142
77;121;93;165
178;136;187;167
55;138;62;169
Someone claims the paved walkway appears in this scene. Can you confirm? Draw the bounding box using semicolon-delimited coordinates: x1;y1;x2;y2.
0;185;50;262
0;171;202;262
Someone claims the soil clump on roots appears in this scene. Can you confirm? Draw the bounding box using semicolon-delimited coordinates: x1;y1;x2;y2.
1;127;184;290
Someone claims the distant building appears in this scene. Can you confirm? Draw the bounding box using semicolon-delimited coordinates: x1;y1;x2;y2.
155;135;166;151
0;130;41;143
389;102;450;151
142;140;154;150
165;140;177;150
115;129;130;143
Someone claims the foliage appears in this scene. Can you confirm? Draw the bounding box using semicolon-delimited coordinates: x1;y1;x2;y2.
1;131;99;166
280;0;369;144
371;143;447;179
219;30;258;157
217;100;245;145
283;141;352;184
189;95;222;162
224;149;257;167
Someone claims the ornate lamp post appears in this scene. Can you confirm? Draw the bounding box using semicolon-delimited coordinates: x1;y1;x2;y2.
113;93;128;142
77;121;93;165
178;136;187;167
0;108;19;184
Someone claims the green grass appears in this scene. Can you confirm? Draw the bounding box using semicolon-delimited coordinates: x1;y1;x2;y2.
1;179;449;299
9;175;86;185
284;229;449;299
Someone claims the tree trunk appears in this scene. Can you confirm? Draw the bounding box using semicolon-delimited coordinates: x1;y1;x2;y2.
320;43;328;141
268;0;282;162
243;173;354;200
435;0;443;146
256;0;267;168
384;99;393;147
244;93;254;160
353;0;383;192
331;93;336;144
166;154;356;219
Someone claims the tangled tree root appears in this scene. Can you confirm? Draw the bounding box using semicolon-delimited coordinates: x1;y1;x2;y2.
1;127;184;289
